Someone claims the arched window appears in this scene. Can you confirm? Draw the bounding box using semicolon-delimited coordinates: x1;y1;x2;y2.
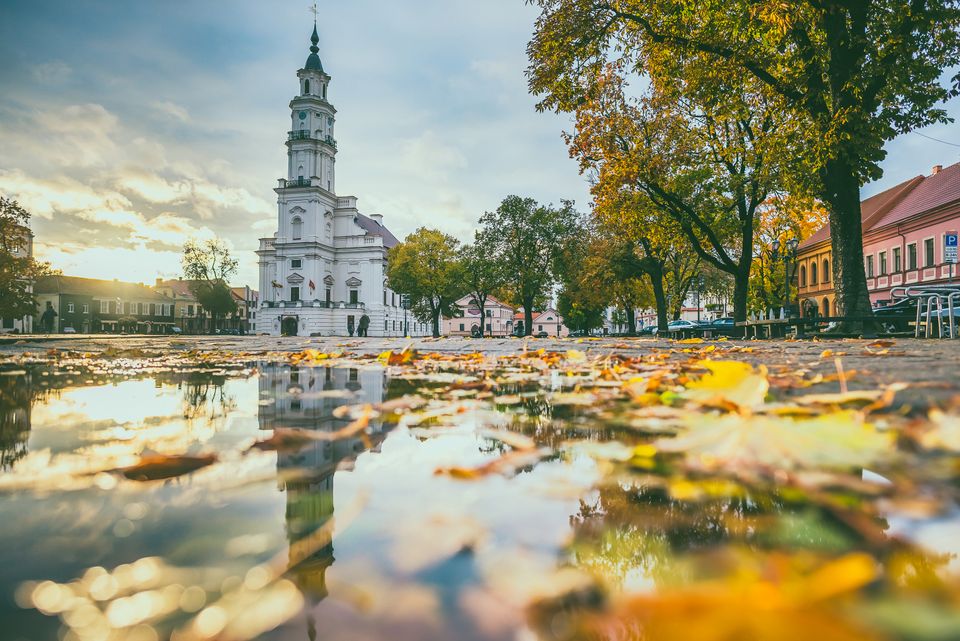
291;217;302;240
822;259;830;282
304;79;310;95
822;297;830;317
297;165;304;180
810;261;818;285
799;265;807;287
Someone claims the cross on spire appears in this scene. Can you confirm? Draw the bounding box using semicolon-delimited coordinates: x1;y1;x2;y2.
309;1;318;25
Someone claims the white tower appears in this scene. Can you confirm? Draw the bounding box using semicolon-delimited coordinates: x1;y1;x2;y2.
256;23;420;338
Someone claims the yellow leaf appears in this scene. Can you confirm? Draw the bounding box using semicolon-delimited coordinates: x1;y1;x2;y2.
682;360;769;409
678;337;704;344
566;349;587;362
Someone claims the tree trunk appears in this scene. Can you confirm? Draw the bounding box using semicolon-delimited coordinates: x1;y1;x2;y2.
820;159;874;331
523;297;534;337
432;308;441;338
477;295;486;337
732;264;750;325
648;269;668;332
625;306;636;335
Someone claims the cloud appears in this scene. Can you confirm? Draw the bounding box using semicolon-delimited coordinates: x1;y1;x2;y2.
398;131;468;180
32;103;120;167
153;101;190;122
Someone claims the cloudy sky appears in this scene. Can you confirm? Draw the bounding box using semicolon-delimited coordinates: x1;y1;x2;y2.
1;0;959;288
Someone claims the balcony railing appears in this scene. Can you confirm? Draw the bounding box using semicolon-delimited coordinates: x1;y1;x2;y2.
284;177;312;188
287;131;337;149
262;300;365;310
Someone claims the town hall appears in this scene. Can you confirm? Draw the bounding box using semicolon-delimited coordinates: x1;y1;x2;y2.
256;22;423;337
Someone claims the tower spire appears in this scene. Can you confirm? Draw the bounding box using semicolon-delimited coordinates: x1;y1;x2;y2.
304;3;323;72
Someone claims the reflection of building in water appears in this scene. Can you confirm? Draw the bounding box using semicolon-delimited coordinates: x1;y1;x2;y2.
0;371;33;470
258;365;387;601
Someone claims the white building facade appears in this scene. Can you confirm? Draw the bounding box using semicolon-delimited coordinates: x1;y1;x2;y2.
256;25;424;337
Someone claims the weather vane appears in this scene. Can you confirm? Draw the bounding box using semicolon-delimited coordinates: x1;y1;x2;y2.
309;1;318;24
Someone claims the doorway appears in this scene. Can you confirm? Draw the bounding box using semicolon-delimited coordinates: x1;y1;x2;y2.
281;316;299;336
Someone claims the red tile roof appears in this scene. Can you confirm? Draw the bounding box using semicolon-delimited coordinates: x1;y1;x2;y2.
800;162;960;250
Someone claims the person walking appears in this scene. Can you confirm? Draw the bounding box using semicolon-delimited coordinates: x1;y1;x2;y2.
357;314;370;337
40;302;57;333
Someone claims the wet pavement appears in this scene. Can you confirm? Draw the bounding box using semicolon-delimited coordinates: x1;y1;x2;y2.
0;338;958;641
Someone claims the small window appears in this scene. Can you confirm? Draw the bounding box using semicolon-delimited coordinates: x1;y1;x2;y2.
538;325;544;331
800;265;807;287
908;243;918;270
383;291;387;305
291;399;302;412
893;247;901;272
485;310;492;317
865;255;874;278
349;289;358;304
291;287;300;302
100;300;109;313
385;320;388;331
291;217;302;240
149;303;156;315
304;79;310;95
323;84;327;99
82;304;89;314
810;261;818;285
325;288;331;303
925;238;936;267
459;323;465;331
67;303;75;313
822;259;830;282
188;304;194;315
879;251;887;276
291;259;303;269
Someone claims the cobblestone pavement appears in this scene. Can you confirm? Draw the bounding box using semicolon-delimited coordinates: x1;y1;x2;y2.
2;333;959;410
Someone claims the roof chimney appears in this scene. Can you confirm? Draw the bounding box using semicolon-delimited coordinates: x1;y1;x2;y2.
370;213;384;225
932;164;943;175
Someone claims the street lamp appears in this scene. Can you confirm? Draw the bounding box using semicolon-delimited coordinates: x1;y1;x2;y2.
772;238;800;316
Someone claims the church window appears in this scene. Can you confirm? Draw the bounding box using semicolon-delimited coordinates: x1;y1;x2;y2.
291;217;302;240
349;289;359;304
383;291;387;305
291;287;300;302
291;259;302;269
297;165;304;179
322;84;327;99
304;79;310;94
325;288;331;303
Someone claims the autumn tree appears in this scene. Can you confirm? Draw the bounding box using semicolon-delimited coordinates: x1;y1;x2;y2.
459;230;506;337
479;196;579;336
182;238;238;333
0;198;55;327
750;196;829;316
558;62;788;324
387;228;466;338
527;0;960;329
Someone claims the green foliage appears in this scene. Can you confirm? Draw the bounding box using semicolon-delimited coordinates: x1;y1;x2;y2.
557;287;606;333
181;238;239;329
387;228;466;337
478;196;580;335
0;197;55;323
459;230;506;337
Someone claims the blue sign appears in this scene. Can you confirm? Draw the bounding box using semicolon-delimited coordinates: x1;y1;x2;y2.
947;233;958;247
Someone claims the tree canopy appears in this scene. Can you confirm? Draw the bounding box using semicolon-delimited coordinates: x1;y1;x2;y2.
527;0;960;328
181;238;238;330
0;198;55;325
387;228;466;338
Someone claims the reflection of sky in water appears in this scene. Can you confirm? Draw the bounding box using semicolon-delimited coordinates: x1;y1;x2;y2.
0;367;595;641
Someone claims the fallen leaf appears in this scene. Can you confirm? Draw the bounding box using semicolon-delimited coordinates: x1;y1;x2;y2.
117;454;217;481
681;360;769;410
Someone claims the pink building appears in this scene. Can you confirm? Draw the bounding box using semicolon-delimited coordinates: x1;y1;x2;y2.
443;295;515;337
798;162;960;314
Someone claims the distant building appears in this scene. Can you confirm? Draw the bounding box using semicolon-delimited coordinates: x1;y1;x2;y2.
0;223;34;333
443;295;515;337
530;308;567;337
155;279;205;334
35;275;177;334
798;163;960;315
256;24;425;337
231;286;259;334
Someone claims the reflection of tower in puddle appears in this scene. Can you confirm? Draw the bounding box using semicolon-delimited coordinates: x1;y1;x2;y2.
0;371;34;471
258;365;387;601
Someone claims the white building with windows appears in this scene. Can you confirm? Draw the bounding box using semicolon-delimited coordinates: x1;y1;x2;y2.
256;24;423;337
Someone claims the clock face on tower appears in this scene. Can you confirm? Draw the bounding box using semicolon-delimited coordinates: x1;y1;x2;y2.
298;111;307;120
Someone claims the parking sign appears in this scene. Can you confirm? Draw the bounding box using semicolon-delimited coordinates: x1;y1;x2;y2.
947;232;958;264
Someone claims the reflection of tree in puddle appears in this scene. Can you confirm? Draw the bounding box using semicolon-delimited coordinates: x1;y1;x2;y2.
0;371;33;470
170;372;237;422
258;365;392;607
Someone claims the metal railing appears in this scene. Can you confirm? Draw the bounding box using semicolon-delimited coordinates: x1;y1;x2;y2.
888;284;960;339
283;177;312;188
288;130;312;140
